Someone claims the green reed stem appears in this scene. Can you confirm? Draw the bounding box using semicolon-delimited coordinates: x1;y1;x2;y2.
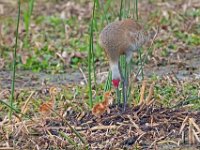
100;0;109;24
91;1;96;86
59;131;78;147
24;0;34;47
104;71;112;91
134;0;144;79
88;0;97;108
119;0;124;20
9;0;21;119
138;48;144;79
135;0;138;20
102;0;112;92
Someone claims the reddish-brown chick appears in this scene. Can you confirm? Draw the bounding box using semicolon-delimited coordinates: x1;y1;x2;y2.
39;87;60;116
92;91;113;117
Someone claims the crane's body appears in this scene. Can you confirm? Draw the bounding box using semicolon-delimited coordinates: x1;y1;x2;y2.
99;19;150;110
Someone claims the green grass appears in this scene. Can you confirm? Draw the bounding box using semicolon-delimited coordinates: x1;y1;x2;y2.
23;0;35;48
1;0;88;146
1;0;200;119
0;1;199;73
9;0;21;119
87;0;97;108
174;31;200;46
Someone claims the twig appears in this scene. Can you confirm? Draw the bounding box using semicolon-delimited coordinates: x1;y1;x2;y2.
90;125;117;131
77;111;86;121
179;116;189;134
79;67;88;84
189;118;200;133
189;118;195;144
135;132;146;143
127;115;144;134
138;80;146;105
150;27;158;47
145;81;155;104
21;91;35;114
192;129;200;143
157;140;179;146
149;130;174;149
0;148;14;150
47;107;87;144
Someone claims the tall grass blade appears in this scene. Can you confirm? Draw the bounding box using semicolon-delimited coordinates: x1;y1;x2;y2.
134;0;144;80
102;0;112;92
133;0;138;20
88;0;97;108
59;131;78;147
24;0;35;47
88;31;93;108
138;48;144;79
104;71;112;91
1;99;35;121
119;0;124;20
90;0;96;87
9;0;21;119
49;108;87;145
135;0;138;20
98;0;109;24
124;0;131;18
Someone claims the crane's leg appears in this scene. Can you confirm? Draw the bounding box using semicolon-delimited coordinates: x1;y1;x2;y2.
119;57;128;112
116;61;121;107
122;61;129;112
116;88;121;106
122;51;132;111
118;54;131;112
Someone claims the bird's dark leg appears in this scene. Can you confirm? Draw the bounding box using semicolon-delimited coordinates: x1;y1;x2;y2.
122;50;133;111
115;61;121;107
116;88;121;106
122;61;129;112
118;57;129;112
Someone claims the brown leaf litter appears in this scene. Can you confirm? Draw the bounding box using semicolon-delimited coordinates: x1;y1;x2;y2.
1;104;200;149
1;81;200;149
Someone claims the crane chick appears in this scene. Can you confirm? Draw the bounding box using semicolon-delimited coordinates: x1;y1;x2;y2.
92;91;114;117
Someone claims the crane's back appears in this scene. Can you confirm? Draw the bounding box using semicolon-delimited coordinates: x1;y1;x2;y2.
99;19;148;61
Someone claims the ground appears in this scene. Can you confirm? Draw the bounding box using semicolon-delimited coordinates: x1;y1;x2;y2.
0;0;200;149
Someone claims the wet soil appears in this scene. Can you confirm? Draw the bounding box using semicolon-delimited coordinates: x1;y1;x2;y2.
144;47;200;80
1;47;199;89
0;70;84;89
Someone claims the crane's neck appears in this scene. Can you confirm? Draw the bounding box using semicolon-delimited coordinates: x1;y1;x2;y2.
110;62;121;88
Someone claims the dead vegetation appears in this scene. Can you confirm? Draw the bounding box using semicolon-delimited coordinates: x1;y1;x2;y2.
1;81;200;149
1;103;200;149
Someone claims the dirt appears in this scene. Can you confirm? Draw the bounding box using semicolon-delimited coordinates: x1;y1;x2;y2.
2;104;200;149
143;47;200;81
0;0;199;89
0;70;85;89
1;46;199;89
